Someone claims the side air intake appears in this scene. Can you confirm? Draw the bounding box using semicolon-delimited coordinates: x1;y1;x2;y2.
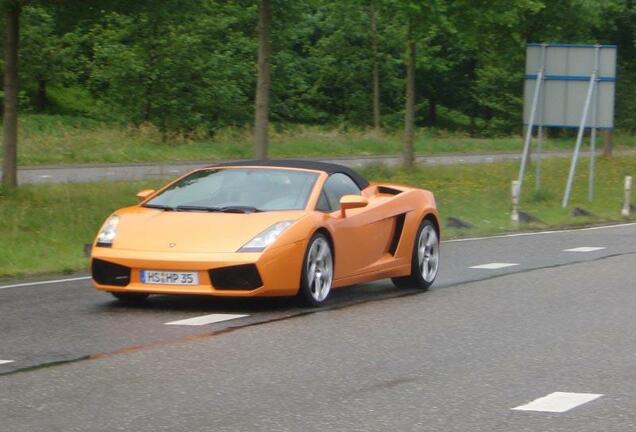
388;213;406;255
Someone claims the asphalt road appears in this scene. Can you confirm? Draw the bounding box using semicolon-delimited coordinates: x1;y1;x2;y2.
9;149;636;184
1;222;636;431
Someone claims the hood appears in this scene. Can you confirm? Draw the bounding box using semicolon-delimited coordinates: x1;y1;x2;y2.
110;207;305;253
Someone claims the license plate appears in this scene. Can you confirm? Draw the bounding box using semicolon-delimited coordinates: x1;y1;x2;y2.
140;270;199;286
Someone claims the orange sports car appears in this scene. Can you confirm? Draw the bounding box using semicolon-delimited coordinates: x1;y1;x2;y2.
91;160;440;306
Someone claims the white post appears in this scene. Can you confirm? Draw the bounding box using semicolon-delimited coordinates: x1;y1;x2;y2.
622;176;633;217
511;180;520;223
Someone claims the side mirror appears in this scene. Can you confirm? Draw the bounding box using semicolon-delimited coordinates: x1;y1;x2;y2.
136;189;155;202
339;194;368;217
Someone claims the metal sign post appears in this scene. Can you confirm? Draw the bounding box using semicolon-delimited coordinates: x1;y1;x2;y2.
588;49;601;202
536;124;543;192
517;44;546;196
562;46;600;208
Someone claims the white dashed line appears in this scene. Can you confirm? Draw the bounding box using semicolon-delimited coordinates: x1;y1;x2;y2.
444;222;636;243
165;313;248;326
512;392;603;413
0;360;15;365
38;175;52;178
563;246;606;252
469;263;519;270
0;276;91;290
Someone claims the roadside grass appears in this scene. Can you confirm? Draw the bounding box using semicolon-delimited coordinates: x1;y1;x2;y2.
361;155;636;239
1;155;634;278
0;181;158;278
3;114;636;166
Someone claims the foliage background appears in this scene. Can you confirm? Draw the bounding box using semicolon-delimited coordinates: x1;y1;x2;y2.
4;0;636;136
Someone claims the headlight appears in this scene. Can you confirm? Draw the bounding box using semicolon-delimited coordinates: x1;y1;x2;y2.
239;220;294;252
96;215;120;247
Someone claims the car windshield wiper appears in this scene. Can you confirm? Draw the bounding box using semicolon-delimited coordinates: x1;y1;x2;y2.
219;206;264;213
175;205;222;212
144;204;176;211
171;205;264;213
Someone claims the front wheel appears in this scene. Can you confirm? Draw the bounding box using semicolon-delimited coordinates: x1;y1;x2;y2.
298;233;334;307
392;219;439;290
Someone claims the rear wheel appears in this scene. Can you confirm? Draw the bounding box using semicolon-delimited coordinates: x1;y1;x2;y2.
392;219;439;290
111;292;149;303
298;233;334;307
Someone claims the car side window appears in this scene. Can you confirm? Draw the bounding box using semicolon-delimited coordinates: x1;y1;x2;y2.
320;173;362;211
315;190;331;212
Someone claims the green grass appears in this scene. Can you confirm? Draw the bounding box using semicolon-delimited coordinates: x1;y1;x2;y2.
0;180;158;278
3;114;636;166
360;155;636;239
1;155;634;278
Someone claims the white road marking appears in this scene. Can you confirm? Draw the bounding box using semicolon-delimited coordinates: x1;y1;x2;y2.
512;392;603;413
469;263;519;270
563;246;606;252
38;175;52;178
0;276;91;290
0;360;14;365
165;313;248;326
444;222;636;243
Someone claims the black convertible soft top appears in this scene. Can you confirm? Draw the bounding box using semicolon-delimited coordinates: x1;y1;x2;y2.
206;159;370;189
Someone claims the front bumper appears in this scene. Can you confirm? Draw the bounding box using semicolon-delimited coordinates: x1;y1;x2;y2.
90;241;306;297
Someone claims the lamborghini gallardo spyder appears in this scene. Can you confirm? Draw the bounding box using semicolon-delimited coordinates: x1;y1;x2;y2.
90;160;440;306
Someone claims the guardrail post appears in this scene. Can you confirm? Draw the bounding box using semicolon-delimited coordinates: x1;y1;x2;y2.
511;180;520;223
622;176;633;217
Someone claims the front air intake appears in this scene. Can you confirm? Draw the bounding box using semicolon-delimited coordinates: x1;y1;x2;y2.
209;264;263;290
92;259;131;286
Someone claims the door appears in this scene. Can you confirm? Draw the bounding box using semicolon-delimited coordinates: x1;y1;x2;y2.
319;173;395;279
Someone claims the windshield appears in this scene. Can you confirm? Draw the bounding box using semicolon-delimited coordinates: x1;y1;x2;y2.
145;168;319;212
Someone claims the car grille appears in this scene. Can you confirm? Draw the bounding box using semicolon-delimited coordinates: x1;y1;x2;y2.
92;259;131;287
209;264;263;290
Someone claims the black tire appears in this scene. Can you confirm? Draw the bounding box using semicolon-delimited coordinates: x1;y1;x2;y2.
297;233;334;307
111;292;150;303
392;219;439;290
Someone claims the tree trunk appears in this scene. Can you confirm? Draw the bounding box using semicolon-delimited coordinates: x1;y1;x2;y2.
36;78;47;111
2;1;19;189
428;99;437;125
369;0;381;132
254;0;272;160
602;130;613;156
403;26;416;168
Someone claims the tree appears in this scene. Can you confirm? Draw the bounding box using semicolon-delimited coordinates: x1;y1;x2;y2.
20;5;63;111
369;0;381;131
1;0;176;188
2;0;20;188
403;21;416;167
78;2;255;135
384;0;448;167
254;0;272;159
